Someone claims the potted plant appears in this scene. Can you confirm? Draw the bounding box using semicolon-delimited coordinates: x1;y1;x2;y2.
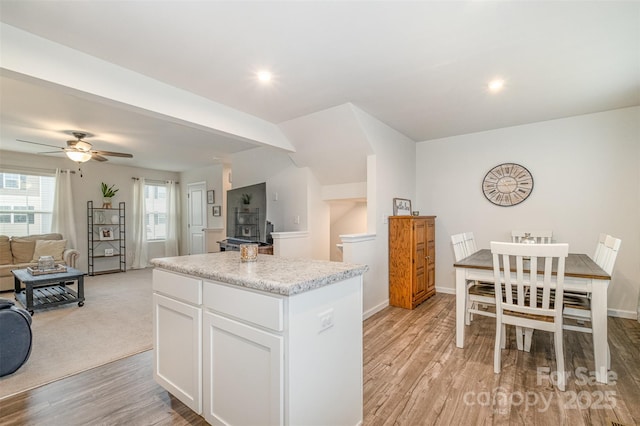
241;193;252;205
240;193;252;212
101;182;119;208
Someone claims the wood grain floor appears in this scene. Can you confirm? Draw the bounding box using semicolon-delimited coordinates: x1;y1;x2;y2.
1;293;638;425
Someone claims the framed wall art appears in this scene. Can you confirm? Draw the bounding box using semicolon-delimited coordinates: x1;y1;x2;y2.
393;198;412;216
99;226;114;241
213;205;221;216
207;190;215;204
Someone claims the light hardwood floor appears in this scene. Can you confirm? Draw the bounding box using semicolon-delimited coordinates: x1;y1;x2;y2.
1;293;638;425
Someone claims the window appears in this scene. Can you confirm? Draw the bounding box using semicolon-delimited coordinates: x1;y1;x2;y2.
145;183;167;240
0;172;55;235
1;173;26;190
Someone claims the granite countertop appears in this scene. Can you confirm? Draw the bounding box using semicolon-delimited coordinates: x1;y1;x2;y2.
150;252;368;296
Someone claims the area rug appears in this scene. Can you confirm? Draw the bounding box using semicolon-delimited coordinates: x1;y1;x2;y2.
0;268;153;400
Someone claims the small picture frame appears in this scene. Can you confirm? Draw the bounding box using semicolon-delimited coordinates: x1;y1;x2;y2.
104;248;114;257
99;226;114;241
241;226;252;237
207;190;215;204
393;198;412;216
212;205;221;216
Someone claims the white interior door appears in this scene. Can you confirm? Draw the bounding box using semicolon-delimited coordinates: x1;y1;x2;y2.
188;182;206;255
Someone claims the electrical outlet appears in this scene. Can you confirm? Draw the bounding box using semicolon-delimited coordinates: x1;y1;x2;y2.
318;308;334;333
294;215;300;225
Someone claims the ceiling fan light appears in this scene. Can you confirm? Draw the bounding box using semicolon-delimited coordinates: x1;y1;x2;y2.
66;151;92;163
75;140;92;151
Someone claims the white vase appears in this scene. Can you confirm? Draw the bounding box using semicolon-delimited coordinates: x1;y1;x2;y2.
111;214;119;224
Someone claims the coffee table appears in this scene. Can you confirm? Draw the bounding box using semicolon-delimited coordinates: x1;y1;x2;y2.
12;267;85;315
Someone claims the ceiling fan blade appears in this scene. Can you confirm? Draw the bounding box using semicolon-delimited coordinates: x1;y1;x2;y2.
17;139;64;150
91;153;109;162
92;150;133;158
37;150;66;155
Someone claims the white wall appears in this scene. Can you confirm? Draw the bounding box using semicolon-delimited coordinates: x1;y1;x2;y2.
416;106;640;316
330;202;367;261
352;107;417;315
0;150;179;270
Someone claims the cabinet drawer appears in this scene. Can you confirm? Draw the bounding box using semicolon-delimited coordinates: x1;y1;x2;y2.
203;281;283;332
153;269;202;305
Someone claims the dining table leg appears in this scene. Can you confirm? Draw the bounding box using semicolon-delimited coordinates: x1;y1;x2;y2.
456;268;466;348
590;281;608;384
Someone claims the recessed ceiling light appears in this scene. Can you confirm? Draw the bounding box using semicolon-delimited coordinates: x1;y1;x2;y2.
488;78;505;92
257;70;272;83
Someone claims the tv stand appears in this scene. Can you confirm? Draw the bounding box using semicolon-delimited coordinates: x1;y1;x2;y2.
218;239;273;255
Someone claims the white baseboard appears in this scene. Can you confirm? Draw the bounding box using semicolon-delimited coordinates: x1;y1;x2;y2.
435;286;455;295
363;300;389;320
361;290;638;321
608;308;638;320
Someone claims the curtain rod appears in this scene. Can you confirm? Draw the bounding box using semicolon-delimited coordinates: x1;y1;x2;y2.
132;177;179;184
0;165;75;175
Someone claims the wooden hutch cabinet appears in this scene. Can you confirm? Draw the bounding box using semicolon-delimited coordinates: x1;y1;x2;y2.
388;215;436;309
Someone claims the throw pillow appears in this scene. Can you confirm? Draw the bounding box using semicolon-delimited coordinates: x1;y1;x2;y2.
11;238;36;264
0;236;11;265
31;239;67;262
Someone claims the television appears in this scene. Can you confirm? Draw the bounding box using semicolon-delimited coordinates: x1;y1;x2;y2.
226;182;268;244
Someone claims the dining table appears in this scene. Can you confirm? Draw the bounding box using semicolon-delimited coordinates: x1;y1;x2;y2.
454;248;611;384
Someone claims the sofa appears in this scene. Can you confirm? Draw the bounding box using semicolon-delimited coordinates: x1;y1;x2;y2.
0;233;80;292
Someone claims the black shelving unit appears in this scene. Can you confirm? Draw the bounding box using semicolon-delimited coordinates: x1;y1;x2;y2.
87;200;126;276
234;207;260;242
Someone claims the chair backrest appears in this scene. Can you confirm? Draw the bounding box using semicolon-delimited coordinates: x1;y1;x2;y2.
491;242;569;319
451;232;478;262
593;233;607;264
462;232;477;255
511;230;553;244
598;235;621;276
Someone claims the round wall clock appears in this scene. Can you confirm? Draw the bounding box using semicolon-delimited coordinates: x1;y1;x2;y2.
482;163;533;207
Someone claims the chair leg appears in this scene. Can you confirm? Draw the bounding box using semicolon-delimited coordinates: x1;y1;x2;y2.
494;320;503;374
524;328;533;352
465;297;472;325
501;324;507;349
554;330;566;391
516;326;524;351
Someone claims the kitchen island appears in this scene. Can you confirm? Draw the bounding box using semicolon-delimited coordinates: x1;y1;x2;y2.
150;252;368;426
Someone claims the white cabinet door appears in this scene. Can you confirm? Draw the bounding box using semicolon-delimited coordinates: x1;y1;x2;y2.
153;293;202;414
203;311;283;426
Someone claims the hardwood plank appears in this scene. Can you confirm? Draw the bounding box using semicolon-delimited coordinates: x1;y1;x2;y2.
1;293;638;425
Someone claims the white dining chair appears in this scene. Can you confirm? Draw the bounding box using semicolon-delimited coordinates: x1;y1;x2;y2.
592;233;608;266
491;241;569;391
511;230;553;244
563;234;621;369
451;232;475;262
451;232;495;325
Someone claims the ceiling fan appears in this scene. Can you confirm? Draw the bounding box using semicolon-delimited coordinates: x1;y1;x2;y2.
17;131;133;163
